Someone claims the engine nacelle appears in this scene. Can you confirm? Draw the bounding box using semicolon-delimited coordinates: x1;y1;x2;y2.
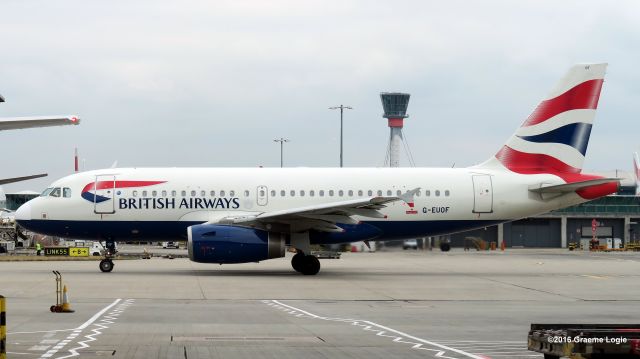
187;224;286;264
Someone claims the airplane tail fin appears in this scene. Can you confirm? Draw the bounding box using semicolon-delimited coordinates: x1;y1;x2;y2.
634;153;640;195
479;63;607;175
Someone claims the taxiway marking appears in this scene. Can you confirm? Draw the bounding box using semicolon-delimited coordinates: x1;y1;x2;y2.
265;299;486;359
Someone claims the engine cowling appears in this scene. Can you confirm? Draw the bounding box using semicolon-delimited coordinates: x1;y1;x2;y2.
187;224;286;264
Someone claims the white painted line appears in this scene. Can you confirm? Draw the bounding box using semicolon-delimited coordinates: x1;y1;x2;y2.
29;345;50;351
8;329;75;335
268;300;486;359
38;299;122;359
56;299;135;359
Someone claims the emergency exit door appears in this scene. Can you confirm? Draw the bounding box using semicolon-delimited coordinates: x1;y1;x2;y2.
94;175;116;214
472;175;493;213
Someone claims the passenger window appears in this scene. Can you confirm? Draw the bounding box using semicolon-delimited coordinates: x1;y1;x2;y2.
162;190;167;197
244;190;250;197
377;190;382;196
368;190;373;196
142;190;148;197
426;190;431;197
260;189;265;197
230;190;235;197
329;190;334;196
210;190;215;197
396;190;401;196
201;190;206;197
50;188;61;197
152;191;157;197
338;190;344;196
133;190;138;197
435;190;441;197
63;188;72;198
358;190;363;196
386;190;392;196
172;190;177;197
310;190;315;197
348;190;353;196
280;190;285;197
290;190;295;197
445;190;450;197
270;190;276;197
181;190;186;197
220;190;225;196
319;190;324;197
300;190;305;196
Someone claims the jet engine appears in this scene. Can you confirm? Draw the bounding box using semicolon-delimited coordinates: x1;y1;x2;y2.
187;224;286;264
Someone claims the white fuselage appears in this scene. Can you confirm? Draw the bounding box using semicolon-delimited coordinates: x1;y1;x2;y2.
15;167;585;243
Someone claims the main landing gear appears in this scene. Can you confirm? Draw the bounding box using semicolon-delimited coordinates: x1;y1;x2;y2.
291;251;320;275
290;232;320;275
99;240;117;273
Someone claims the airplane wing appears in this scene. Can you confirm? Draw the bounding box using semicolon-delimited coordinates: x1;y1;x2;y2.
0;115;80;131
213;196;405;233
0;173;47;185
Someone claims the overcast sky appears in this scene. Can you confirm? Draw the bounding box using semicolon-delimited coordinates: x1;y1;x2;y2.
0;0;639;195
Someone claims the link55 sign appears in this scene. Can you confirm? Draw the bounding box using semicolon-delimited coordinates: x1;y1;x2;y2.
44;247;70;256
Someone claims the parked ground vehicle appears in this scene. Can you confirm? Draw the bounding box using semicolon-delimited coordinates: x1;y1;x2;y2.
402;239;418;250
162;241;179;249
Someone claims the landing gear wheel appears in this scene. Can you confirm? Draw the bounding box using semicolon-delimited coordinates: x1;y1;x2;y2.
291;252;305;272
300;255;320;275
440;242;451;252
99;259;114;273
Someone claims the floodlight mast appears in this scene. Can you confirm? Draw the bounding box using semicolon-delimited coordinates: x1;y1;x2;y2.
273;137;290;168
329;105;352;167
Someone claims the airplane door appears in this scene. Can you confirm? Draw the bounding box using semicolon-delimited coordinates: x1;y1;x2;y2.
472;175;493;213
257;185;268;206
94;175;116;214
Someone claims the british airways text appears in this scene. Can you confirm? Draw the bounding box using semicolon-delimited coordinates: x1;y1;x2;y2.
118;197;240;210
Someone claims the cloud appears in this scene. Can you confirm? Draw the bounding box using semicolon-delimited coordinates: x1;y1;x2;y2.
0;0;638;191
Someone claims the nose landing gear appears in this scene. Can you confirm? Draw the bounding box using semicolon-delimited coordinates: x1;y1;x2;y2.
99;240;117;273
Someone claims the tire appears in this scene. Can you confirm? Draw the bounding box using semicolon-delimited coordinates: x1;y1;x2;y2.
291;253;305;272
301;255;320;275
440;242;451;252
99;259;114;273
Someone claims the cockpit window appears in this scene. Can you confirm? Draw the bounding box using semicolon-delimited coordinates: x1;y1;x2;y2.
63;188;72;198
41;188;53;197
50;187;61;198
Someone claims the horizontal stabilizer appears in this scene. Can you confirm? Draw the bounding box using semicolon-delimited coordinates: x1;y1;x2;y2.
529;178;620;193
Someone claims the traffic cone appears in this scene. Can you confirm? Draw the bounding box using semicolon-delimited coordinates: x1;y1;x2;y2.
61;285;75;313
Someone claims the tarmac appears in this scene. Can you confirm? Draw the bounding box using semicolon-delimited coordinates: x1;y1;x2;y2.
1;247;640;359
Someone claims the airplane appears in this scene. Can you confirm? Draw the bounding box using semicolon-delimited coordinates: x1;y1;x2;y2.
1;93;80;185
14;63;619;275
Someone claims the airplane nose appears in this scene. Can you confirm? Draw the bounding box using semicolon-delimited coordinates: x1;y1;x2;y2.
15;201;32;222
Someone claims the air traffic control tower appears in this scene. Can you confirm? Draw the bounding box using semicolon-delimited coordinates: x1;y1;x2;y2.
380;92;410;167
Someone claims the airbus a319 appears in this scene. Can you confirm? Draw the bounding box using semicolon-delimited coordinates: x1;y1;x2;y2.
15;64;618;275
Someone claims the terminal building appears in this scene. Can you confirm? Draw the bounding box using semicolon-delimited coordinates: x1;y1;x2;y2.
449;171;640;248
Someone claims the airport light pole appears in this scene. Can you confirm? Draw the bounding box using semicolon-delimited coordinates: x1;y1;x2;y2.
273;137;290;168
329;105;352;167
